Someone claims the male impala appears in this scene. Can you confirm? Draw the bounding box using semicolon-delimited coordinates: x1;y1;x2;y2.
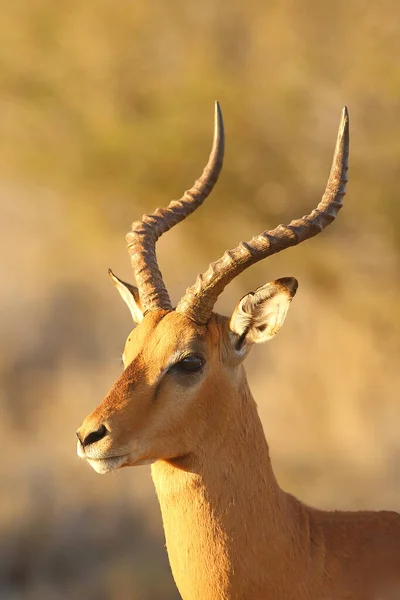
77;104;400;600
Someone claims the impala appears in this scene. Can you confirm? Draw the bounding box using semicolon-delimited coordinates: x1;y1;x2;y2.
77;104;400;600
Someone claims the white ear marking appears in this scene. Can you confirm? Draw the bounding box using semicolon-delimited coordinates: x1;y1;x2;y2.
230;277;298;352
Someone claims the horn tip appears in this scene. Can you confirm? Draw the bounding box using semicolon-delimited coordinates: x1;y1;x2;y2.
341;106;350;128
214;100;223;122
337;106;350;149
212;100;225;154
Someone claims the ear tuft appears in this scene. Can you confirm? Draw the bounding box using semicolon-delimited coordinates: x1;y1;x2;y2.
230;277;298;350
108;269;144;324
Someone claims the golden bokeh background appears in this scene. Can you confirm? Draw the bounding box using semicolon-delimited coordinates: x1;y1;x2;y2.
1;1;400;598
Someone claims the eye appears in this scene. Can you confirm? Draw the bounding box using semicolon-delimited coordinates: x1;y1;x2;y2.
170;354;205;375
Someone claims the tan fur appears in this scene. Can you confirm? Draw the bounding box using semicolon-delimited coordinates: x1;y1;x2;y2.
77;310;400;599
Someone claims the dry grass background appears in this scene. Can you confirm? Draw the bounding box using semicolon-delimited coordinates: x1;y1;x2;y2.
1;1;400;598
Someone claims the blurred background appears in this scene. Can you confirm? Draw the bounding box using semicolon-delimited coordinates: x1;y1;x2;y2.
1;0;400;598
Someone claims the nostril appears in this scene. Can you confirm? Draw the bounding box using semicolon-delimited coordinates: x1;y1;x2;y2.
81;424;108;448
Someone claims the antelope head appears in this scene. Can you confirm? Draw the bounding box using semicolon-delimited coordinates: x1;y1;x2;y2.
76;103;349;474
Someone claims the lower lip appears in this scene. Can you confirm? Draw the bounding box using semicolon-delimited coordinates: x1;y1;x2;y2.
86;455;128;474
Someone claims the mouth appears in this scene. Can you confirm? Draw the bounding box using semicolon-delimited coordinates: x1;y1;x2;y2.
86;454;128;474
77;441;129;474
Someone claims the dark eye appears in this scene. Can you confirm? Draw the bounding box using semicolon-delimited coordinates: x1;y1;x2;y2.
170;354;205;374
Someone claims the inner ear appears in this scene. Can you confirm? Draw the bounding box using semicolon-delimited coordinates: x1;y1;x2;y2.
108;269;144;324
230;277;298;350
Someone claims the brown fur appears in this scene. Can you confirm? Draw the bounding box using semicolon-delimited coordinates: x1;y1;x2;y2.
77;310;400;600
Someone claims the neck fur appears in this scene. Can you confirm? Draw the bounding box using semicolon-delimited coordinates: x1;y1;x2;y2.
151;374;314;600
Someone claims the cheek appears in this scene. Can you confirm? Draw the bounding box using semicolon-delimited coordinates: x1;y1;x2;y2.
146;382;204;444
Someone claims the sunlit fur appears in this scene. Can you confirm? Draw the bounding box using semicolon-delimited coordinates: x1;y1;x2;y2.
77;303;400;600
78;311;242;472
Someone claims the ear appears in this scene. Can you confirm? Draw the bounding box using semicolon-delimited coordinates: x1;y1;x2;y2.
108;269;144;324
229;277;298;352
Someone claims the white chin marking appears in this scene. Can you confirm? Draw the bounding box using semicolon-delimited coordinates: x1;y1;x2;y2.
87;455;127;474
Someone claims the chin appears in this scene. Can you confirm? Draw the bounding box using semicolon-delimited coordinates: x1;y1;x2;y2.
85;455;156;474
86;455;129;474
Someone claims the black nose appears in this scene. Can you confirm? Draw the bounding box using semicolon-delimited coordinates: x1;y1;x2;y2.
76;424;108;448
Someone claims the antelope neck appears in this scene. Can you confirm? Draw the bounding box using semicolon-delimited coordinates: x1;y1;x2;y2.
151;379;317;600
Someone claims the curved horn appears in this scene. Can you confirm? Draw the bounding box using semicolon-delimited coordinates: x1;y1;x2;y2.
126;102;225;313
176;107;349;324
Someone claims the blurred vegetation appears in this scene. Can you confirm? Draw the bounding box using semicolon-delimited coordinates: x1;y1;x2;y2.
1;0;400;598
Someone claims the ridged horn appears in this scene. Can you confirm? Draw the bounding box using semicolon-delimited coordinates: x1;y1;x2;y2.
176;107;349;324
126;102;225;313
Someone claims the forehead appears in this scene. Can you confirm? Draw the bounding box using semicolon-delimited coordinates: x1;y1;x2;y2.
123;311;220;364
